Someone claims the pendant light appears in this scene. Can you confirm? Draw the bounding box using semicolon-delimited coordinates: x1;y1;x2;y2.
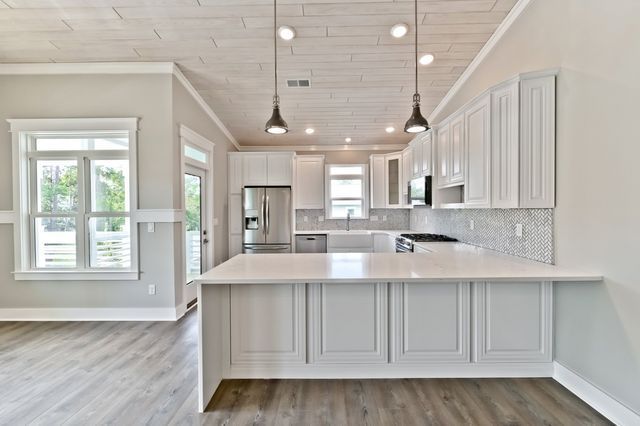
404;0;430;134
265;0;288;134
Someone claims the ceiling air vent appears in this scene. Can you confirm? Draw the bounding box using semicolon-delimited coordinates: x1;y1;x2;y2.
286;79;311;88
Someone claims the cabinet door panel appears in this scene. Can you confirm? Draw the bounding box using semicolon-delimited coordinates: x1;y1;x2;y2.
231;283;305;364
464;94;491;208
229;234;242;257
370;155;386;209
421;132;432;176
402;148;412;207
391;282;470;363
437;124;450;187
229;194;242;234
411;139;422;178
295;156;324;209
242;154;268;186
520;76;555;207
309;282;387;363
449;114;465;184
475;281;552;362
385;153;402;208
267;153;293;186
228;153;244;195
491;82;520;208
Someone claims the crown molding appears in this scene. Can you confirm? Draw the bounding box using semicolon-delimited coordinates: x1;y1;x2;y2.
0;61;241;150
428;0;533;122
238;144;407;152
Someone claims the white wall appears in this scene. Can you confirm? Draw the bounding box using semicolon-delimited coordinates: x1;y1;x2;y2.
430;0;640;413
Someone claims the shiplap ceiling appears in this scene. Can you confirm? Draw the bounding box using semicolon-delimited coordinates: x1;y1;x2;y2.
0;0;518;147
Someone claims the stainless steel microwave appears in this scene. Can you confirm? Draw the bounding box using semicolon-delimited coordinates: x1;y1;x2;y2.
409;176;432;206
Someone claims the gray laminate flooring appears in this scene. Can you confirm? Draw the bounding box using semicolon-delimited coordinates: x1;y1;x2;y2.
0;309;610;425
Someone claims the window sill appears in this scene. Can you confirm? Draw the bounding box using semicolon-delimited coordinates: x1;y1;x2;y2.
13;270;140;281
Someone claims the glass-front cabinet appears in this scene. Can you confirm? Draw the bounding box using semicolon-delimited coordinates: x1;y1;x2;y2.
385;153;403;208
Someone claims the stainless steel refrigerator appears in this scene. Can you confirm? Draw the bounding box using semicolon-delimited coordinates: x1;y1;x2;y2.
242;186;292;254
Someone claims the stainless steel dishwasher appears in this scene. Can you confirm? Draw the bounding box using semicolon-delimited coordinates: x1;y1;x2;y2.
295;234;327;253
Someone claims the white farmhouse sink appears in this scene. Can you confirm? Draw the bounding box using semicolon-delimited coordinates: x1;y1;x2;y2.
327;232;373;249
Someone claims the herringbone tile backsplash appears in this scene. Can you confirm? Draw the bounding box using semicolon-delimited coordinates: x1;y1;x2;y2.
411;208;554;264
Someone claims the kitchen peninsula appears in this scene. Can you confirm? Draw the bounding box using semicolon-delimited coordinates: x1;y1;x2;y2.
195;244;601;412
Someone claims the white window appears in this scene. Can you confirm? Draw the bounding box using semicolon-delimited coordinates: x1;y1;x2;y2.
9;118;139;281
325;164;369;219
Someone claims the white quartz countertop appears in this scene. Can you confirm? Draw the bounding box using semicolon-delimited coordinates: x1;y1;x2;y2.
196;242;602;285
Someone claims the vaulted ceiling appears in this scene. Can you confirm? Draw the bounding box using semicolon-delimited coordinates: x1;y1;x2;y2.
0;0;518;147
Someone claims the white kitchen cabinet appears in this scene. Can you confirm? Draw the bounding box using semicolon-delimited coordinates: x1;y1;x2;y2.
474;281;552;363
390;282;470;363
242;153;268;186
370;154;386;209
327;233;373;253
421;131;433;176
449;112;465;185
267;153;293;186
228;153;244;195
436;122;450;187
520;75;555;208
401;147;412;208
410;137;422;179
229;234;242;258
309;282;387;363
229;194;242;235
230;283;306;364
464;93;491;208
491;80;520;208
385;153;402;208
295;155;324;209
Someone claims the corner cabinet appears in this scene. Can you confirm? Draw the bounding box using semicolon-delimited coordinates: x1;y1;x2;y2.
464;93;491;208
295;155;324;209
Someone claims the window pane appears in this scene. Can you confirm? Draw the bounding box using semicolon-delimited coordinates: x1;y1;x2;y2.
91;159;129;212
329;165;363;175
36;160;78;213
331;200;363;218
89;217;131;268
185;174;202;283
35;217;76;268
35;135;128;151
184;145;208;164
330;178;362;198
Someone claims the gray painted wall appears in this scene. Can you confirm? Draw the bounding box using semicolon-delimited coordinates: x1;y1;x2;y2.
427;0;640;414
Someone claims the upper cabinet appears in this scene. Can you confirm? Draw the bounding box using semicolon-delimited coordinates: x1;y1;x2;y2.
385;153;402;208
295;155;325;209
369;154;386;209
370;153;405;209
520;75;555;208
421;132;433;176
401;147;412;208
242;152;293;186
491;80;520;208
228;153;244;195
464;93;491;208
432;69;556;209
410;137;422;179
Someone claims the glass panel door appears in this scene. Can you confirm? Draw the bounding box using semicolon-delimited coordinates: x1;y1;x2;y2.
185;170;205;288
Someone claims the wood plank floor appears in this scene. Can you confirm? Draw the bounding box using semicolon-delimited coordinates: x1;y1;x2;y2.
0;309;610;425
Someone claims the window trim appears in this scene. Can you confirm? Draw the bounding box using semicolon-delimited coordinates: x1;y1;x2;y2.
8;118;139;281
324;163;369;219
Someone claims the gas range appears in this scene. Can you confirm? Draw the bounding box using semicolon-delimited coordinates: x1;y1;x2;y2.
395;233;458;253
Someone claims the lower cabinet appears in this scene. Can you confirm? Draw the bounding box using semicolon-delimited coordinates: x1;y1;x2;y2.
308;282;388;363
230;283;306;365
474;281;552;362
390;282;470;363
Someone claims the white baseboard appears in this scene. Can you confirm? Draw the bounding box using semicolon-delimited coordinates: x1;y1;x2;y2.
225;362;554;380
553;362;640;425
0;307;179;321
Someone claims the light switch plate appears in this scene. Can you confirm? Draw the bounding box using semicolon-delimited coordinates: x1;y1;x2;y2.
213;218;219;226
147;223;155;233
148;284;156;295
382;215;388;221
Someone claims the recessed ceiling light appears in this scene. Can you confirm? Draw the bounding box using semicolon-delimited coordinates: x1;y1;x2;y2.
278;25;296;41
385;126;395;133
345;137;352;143
419;54;435;66
305;128;314;134
390;23;409;38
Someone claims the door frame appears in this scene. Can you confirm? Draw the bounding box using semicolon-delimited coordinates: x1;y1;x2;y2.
180;125;215;311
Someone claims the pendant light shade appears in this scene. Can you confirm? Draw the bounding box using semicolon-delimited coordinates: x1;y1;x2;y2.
404;0;430;134
265;0;288;134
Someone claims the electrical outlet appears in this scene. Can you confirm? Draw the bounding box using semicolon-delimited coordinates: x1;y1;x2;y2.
303;216;308;222
148;284;156;295
318;216;324;222
469;219;475;230
370;215;378;221
147;222;155;233
382;215;388;221
515;224;523;238
424;216;428;225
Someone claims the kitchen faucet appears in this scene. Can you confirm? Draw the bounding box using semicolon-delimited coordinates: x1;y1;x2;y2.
346;211;351;231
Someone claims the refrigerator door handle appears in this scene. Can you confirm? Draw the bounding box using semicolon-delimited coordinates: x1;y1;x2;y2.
261;194;266;236
266;195;270;236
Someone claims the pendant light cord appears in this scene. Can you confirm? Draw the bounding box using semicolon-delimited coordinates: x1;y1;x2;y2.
273;0;278;105
414;0;418;97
